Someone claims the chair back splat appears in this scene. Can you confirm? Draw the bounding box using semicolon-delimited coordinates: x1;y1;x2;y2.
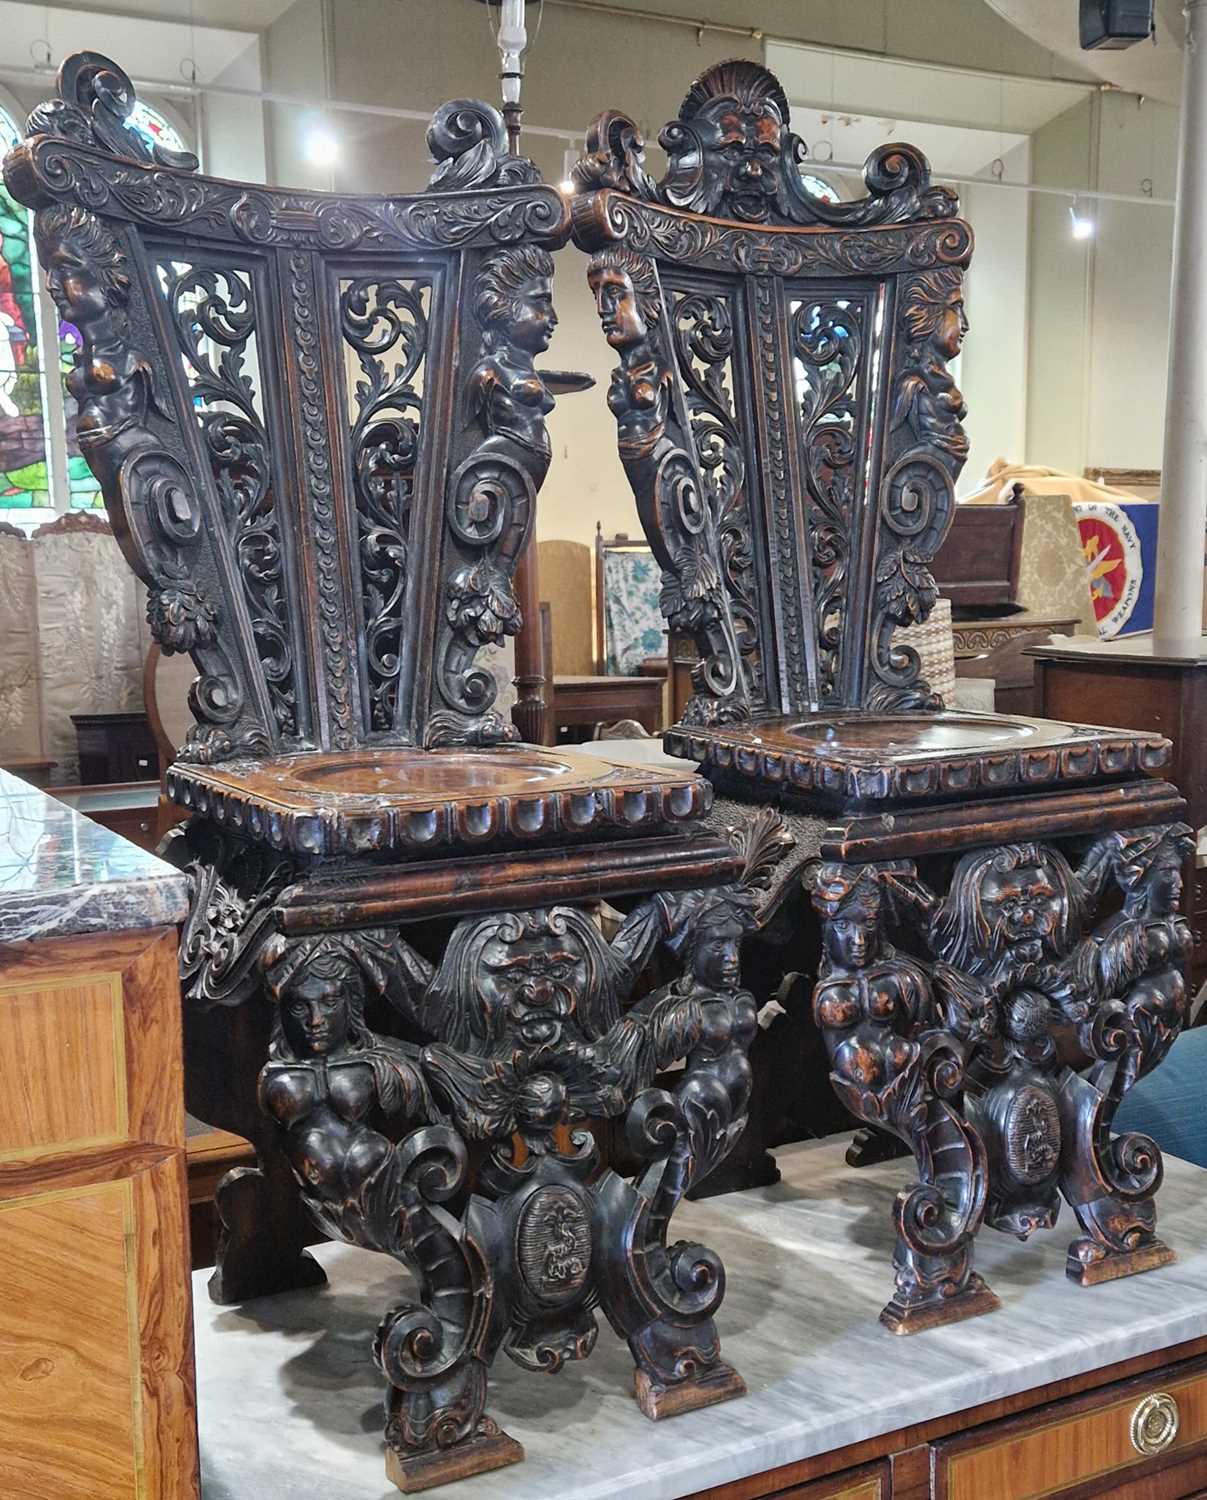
6;53;568;764
572;59;970;724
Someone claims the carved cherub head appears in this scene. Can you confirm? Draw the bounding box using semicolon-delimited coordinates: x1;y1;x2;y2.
811;863;884;971
662;60;793;223
35;204;129;320
902;267;967;361
1112;823;1194;917
262;932;376;1061
473;244;557;354
931;843;1082;976
587;247;662;351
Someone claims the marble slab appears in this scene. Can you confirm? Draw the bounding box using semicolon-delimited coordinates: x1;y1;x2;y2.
194;1135;1207;1500
0;767;189;940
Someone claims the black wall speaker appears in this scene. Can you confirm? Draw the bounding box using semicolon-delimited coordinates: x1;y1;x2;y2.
1080;0;1155;49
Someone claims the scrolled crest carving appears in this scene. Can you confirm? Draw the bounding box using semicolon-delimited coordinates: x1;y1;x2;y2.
575;58;958;229
25;51;199;171
426;98;541;193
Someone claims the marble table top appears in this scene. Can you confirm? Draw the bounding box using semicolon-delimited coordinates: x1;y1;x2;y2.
194;1135;1207;1500
0;767;189;941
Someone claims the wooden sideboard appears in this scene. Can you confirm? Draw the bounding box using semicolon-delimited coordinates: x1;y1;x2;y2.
685;1338;1207;1498
0;769;197;1498
1031;633;1207;984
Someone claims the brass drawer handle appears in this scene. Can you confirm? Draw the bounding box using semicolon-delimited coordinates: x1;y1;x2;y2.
1130;1391;1180;1456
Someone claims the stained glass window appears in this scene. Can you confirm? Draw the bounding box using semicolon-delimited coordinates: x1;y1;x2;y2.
0;97;189;526
0;107;52;522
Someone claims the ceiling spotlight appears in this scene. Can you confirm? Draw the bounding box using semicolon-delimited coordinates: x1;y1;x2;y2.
306;127;339;168
1069;200;1095;240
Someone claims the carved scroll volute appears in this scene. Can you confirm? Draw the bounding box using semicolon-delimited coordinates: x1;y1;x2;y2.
584;245;751;727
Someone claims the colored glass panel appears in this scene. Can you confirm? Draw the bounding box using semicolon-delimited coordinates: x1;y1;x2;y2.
0;109;50;515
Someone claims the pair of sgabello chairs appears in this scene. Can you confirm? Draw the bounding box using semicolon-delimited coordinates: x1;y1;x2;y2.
7;51;1193;1493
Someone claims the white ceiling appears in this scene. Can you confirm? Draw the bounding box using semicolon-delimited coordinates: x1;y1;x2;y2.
769;40;1093;138
1;0;262;84
981;0;1185;105
791;105;1029;182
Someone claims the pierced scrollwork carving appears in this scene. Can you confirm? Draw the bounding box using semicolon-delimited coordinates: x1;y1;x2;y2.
588;246;752;727
340;276;429;732
811;819;1194;1328
790;295;865;704
575;59;956;230
161;261;296;735
253;824;782;1479
430;245;555;746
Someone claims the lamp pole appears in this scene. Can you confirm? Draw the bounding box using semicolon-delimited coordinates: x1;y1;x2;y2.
1154;0;1207;646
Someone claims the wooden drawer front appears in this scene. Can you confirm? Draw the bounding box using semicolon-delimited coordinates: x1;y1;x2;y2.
938;1362;1207;1499
0;970;126;1157
772;1462;887;1499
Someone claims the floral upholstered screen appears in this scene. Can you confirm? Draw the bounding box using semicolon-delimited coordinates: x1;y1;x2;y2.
600;543;664;675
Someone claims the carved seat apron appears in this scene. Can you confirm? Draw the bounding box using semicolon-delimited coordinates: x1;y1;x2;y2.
4;52;782;1491
571;59;1193;1334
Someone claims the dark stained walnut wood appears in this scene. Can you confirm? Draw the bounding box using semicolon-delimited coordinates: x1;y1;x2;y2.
572;58;1195;1330
6;51;779;1492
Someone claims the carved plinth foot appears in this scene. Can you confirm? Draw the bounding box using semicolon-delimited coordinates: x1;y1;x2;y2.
846;1126;911;1170
634;1360;746;1420
687;1148;780;1201
385;1426;524;1493
1067;1236;1175;1286
207;1163;327;1305
880;1273;1001;1335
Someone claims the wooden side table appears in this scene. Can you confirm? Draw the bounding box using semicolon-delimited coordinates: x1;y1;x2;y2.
1031;632;1207;984
0;769;197;1498
551;673;664;739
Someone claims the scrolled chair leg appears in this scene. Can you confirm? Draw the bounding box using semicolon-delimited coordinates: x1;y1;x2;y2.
1059;821;1196;1286
810;860;997;1333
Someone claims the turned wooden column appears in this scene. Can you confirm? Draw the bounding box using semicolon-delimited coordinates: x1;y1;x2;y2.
512;537;549;744
1155;0;1207;645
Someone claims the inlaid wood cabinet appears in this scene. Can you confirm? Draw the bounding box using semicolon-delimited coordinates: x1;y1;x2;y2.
687;1342;1207;1500
0;927;199;1500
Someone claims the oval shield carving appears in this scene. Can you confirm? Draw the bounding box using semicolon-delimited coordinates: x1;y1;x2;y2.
1003;1084;1061;1185
516;1185;592;1308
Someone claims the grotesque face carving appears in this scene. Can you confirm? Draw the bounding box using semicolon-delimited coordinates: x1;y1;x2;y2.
691;97;783;222
931;844;1080;978
662;61;794;224
980;862;1063;962
480;920;588;1048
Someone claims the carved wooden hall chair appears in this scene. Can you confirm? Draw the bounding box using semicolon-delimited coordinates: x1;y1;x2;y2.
572;60;1192;1336
6;53;782;1491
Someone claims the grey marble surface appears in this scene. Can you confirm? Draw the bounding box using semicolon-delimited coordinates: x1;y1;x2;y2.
0;767;189;940
195;1135;1207;1500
